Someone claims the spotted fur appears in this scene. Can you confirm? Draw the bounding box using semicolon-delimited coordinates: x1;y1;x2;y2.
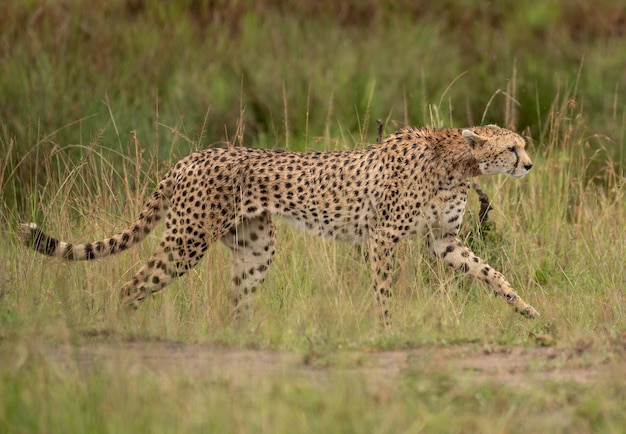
22;125;539;328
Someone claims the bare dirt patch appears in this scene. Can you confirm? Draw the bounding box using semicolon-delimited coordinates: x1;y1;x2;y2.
45;339;620;387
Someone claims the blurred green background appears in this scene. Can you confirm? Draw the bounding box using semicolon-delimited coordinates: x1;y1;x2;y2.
1;0;624;207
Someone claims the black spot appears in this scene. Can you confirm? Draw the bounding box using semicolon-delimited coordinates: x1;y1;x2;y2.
442;244;455;257
379;288;391;297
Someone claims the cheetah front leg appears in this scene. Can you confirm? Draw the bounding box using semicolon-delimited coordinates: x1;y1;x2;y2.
428;234;539;318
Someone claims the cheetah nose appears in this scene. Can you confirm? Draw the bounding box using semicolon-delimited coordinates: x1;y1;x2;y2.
524;162;533;171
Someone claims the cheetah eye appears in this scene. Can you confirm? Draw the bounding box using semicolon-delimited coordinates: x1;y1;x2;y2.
508;146;517;153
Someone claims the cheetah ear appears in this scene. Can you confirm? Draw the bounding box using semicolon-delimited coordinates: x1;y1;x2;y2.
462;129;487;149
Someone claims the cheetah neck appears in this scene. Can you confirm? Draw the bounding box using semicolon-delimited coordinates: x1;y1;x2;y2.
397;128;482;179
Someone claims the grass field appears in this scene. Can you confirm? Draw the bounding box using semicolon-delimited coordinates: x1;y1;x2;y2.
1;1;626;433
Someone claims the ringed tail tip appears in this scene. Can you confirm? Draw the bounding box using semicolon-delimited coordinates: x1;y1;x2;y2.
21;222;39;247
21;222;59;256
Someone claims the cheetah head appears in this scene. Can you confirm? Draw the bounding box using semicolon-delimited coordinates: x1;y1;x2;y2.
462;125;533;179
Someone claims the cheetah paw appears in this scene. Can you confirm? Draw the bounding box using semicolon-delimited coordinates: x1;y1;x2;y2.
520;305;539;319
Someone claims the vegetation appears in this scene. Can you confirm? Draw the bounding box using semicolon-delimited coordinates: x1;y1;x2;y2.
1;1;625;433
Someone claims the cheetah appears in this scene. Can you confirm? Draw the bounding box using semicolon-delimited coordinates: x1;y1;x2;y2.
22;125;539;328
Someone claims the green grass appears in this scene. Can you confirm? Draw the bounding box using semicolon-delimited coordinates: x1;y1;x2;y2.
3;349;626;434
1;1;626;433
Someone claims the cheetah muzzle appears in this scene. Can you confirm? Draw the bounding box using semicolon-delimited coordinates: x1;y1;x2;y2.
22;125;539;330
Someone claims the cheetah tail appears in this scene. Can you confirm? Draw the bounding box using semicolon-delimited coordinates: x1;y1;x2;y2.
21;174;174;261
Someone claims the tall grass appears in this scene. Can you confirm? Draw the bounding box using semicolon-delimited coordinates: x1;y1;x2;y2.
2;81;624;348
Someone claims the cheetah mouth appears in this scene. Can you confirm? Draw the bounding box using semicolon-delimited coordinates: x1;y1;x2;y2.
509;170;528;179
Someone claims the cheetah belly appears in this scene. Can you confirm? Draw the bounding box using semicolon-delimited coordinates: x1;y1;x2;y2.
278;214;368;244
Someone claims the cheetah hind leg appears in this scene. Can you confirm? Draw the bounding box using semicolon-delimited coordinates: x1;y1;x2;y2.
220;212;276;322
119;224;209;309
